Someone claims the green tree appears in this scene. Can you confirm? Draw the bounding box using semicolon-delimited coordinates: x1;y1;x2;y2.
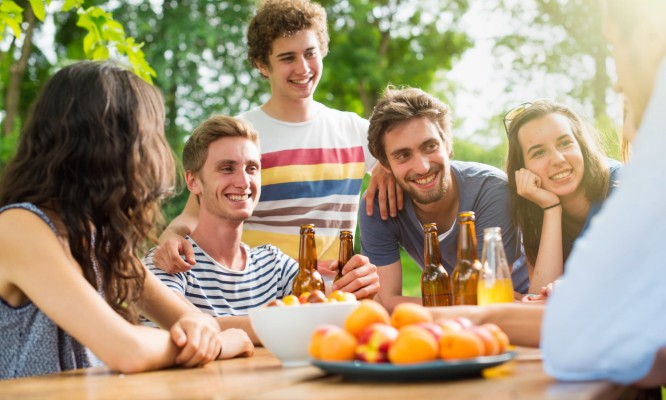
319;0;472;117
0;0;154;167
495;0;612;121
111;1;262;152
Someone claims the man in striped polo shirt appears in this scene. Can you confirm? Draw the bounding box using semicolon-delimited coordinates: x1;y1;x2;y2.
144;115;379;344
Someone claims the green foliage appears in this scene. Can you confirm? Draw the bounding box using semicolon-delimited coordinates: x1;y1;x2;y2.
0;1;23;38
495;0;611;120
76;6;156;82
318;0;473;117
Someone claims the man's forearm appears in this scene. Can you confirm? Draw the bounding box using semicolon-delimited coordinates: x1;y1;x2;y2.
216;315;260;345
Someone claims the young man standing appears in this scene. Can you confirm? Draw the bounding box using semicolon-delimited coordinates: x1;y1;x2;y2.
144;115;379;344
359;87;529;311
541;0;666;386
154;0;391;286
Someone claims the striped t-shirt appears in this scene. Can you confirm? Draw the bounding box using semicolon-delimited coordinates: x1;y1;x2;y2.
239;103;376;261
144;237;299;316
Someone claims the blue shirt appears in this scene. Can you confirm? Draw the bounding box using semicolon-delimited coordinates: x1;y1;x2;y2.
359;161;529;293
542;59;666;384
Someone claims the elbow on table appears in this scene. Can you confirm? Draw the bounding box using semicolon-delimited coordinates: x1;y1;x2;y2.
100;337;163;374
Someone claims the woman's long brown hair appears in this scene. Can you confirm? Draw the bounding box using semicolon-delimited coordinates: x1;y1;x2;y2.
0;61;175;323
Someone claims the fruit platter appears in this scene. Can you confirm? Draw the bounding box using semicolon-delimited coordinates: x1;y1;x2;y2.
308;300;516;381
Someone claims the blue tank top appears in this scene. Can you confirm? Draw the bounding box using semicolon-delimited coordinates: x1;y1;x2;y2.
0;203;102;380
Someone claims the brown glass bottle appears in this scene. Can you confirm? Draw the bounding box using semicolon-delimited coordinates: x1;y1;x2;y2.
292;224;325;297
452;211;481;305
421;223;453;307
334;230;354;283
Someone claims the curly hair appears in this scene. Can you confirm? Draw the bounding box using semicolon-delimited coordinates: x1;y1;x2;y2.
184;115;260;176
247;0;329;70
367;86;453;168
505;99;610;266
0;61;175;323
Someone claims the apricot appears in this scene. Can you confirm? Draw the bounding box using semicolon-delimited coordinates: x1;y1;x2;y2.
309;324;340;359
344;300;391;337
390;303;433;329
282;295;300;306
318;329;358;362
471;326;501;356
481;323;510;354
355;323;399;363
436;318;465;332
439;330;485;360
387;325;439;364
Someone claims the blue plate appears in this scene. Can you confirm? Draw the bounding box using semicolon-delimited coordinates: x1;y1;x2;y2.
311;351;516;381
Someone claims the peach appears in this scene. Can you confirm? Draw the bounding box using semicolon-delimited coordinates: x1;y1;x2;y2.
437;318;465;332
282;295;300;306
471;326;501;356
355;323;399;363
388;325;439;364
481;323;510;354
439;330;485;360
318;329;357;362
298;292;311;304
390;303;433;329
416;322;444;341
344;300;391;337
309;324;340;359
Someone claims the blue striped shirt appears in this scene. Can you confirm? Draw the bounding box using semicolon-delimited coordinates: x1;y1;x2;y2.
143;237;299;316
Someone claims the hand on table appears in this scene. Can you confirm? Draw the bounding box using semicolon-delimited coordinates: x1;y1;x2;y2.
170;312;222;367
218;328;255;359
521;280;561;304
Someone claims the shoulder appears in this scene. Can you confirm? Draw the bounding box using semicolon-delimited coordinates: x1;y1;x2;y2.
452;161;509;195
318;103;368;128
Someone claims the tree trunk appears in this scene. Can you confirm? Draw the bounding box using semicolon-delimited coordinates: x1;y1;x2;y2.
4;5;36;137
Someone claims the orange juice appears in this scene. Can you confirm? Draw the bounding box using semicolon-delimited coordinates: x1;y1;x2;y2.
477;278;514;305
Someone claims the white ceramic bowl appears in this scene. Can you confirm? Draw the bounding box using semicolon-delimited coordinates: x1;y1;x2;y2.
248;301;359;367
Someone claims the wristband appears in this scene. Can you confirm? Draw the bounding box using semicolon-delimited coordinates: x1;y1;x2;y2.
542;202;561;211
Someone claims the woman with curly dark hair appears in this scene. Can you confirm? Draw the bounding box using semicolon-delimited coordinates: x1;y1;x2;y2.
504;99;622;297
0;61;253;380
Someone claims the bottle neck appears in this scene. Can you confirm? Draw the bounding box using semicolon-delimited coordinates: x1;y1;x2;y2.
338;237;354;264
299;233;318;272
457;221;478;261
424;230;442;265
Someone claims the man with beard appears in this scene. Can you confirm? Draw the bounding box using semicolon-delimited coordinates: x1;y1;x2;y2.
143;115;378;344
359;87;528;311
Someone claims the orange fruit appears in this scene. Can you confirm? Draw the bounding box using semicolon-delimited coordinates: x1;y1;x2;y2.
387;325;439;364
309;324;341;359
344;300;390;337
481;323;510;354
318;329;358;362
390;302;433;329
439;330;485;360
471;326;501;356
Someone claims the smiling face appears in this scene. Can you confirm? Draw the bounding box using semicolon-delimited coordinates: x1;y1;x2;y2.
518;113;585;200
383;117;451;205
188;137;261;223
257;30;322;104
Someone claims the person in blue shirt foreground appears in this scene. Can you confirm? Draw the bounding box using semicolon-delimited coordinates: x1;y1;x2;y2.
542;0;666;386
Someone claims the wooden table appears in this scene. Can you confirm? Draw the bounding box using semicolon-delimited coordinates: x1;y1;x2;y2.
0;347;634;400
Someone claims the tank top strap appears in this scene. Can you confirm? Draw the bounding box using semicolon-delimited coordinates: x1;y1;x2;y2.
0;202;58;235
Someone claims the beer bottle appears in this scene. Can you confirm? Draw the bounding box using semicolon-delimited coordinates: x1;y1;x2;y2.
292;224;325;297
477;227;514;305
452;211;481;305
421;223;453;307
334;230;354;283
